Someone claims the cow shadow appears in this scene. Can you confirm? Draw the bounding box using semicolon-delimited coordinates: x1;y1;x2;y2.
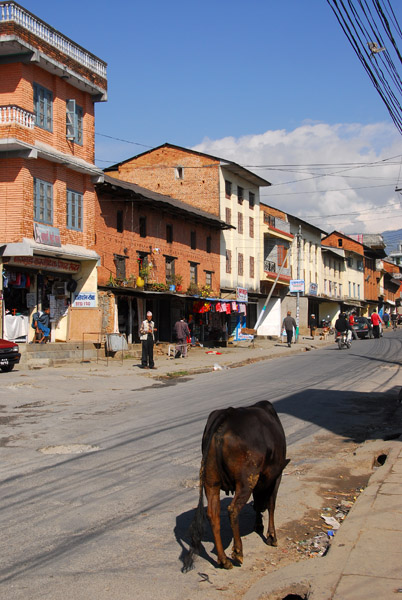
175;497;256;570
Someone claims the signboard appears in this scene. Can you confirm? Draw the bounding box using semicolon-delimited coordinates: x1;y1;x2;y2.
34;223;61;247
73;292;96;308
309;282;318;296
26;292;36;308
9;255;80;273
236;287;248;302
290;279;305;293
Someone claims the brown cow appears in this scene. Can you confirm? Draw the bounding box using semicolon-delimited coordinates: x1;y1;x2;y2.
183;400;289;571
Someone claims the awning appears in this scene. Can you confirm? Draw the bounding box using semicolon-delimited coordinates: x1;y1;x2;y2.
385;299;396;306
1;238;99;262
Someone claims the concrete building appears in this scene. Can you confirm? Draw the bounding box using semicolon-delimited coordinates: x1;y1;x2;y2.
104;143;271;329
0;2;107;342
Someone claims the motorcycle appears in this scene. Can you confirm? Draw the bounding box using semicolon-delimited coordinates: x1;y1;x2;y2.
335;331;351;350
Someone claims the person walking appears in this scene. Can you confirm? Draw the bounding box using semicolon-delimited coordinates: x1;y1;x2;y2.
140;311;157;369
348;311;358;340
383;311;390;328
370;309;383;339
308;313;317;339
391;311;398;330
282;311;297;348
174;316;190;358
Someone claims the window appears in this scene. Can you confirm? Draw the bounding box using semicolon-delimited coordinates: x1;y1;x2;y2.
348;281;351;296
225;207;231;225
249;191;255;209
339;283;342;297
277;244;287;267
205;271;212;287
225;180;232;198
34;178;53;224
206;236;211;253
190;230;196;250
238;186;244;205
347;257;353;267
139;216;146;238
263;213;275;227
114;255;126;279
238;212;243;234
116;210;123;233
137;252;148;274
324;279;328;294
166;224;173;243
175;166;183;180
33;83;53;131
238;252;244;276
338;238;343;247
249;217;254;238
66;190;83;230
165;257;175;282
357;260;364;271
250;256;255;278
226;250;232;273
353;282;356;297
66;99;83;144
190;262;198;284
357;284;360;298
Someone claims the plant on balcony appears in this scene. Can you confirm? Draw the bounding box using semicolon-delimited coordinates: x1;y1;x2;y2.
148;282;170;292
200;284;214;298
186;282;200;296
168;273;183;292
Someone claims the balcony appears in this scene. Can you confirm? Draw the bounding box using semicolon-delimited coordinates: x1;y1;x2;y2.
262;214;293;241
0;2;107;79
263;259;291;284
0;105;35;128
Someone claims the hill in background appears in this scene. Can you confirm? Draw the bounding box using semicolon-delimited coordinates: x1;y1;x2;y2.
382;229;402;254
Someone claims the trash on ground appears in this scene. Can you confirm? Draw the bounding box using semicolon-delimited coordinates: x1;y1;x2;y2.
206;351;222;355
321;515;341;529
213;363;223;371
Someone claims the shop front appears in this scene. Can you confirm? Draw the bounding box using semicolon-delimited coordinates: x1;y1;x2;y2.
1;240;99;342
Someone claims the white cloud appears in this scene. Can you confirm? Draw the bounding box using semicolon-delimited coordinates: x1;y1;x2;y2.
193;122;402;234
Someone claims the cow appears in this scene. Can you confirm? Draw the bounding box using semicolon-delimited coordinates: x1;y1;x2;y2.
183;400;289;572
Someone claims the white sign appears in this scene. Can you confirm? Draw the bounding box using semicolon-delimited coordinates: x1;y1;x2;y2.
73;292;96;308
236;287;248;302
290;279;305;293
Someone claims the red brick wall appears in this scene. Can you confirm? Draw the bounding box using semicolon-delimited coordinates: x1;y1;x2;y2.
106;147;221;217
95;196;221;293
322;232;364;255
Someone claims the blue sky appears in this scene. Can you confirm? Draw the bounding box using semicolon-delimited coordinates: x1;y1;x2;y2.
18;0;402;234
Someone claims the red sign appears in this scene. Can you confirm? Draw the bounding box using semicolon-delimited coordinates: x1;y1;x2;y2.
9;255;80;273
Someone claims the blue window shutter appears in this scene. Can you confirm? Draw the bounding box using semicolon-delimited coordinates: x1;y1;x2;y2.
66;99;76;139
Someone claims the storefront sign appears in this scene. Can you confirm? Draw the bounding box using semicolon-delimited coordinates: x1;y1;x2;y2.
9;256;80;273
34;223;61;247
309;282;318;296
73;292;96;308
26;292;36;308
290;279;305;293
236;287;248;302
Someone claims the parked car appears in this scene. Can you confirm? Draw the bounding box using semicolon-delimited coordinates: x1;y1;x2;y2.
353;317;383;339
0;338;21;372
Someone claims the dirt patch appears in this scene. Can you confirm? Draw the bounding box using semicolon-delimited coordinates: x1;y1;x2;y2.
0;415;18;425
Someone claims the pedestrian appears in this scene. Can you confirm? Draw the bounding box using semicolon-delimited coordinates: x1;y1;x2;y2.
383;311;390;328
391;311;398;329
370;309;383;339
32;307;51;343
348;311;358;340
174;316;190;358
188;314;196;346
282;311;297;348
308;313;317;339
139;311;157;369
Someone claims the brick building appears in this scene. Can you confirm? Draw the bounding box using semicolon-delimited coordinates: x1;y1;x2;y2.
104;143;271;331
0;2;107;341
95;174;230;343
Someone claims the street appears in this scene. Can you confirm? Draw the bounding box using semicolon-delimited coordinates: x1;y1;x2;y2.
1;331;401;600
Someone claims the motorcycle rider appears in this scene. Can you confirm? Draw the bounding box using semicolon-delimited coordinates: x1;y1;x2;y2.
335;312;353;342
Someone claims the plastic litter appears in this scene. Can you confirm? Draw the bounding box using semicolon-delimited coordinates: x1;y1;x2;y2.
213;363;223;371
321;515;341;530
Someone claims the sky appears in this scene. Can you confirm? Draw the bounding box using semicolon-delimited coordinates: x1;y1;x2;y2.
18;0;402;238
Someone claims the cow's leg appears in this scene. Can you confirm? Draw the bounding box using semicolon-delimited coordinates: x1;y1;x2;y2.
205;484;233;569
227;484;253;565
265;475;282;546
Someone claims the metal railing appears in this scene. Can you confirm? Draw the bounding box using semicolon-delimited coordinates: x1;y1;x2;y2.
264;259;291;276
0;105;35;128
0;2;107;78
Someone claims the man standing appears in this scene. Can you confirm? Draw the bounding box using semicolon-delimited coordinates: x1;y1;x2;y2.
348;311;358;340
140;311;157;369
282;311;297;348
308;313;317;339
370;310;383;339
174;316;190;358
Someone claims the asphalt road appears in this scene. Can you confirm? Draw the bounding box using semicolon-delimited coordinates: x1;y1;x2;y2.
1;331;401;600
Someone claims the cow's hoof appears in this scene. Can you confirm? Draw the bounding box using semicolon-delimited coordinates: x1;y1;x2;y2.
219;558;233;570
266;535;277;547
231;549;243;565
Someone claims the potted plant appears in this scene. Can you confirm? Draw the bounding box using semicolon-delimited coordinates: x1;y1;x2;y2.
186;282;200;296
171;274;183;292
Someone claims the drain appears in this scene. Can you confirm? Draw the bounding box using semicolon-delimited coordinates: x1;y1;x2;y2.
282;596;309;600
38;444;100;455
373;453;387;467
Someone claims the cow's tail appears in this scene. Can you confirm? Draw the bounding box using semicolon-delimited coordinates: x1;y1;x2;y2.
182;411;228;573
182;461;205;573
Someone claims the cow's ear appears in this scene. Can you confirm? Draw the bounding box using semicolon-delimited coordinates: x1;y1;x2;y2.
284;458;291;467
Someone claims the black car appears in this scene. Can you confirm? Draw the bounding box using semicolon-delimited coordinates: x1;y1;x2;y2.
0;338;21;372
353;317;374;339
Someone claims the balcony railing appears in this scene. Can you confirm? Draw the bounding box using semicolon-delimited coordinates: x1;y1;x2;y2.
0;2;107;79
264;259;291;277
0;105;35;128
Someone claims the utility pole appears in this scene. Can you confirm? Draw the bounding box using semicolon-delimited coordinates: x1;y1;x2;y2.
296;225;302;341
